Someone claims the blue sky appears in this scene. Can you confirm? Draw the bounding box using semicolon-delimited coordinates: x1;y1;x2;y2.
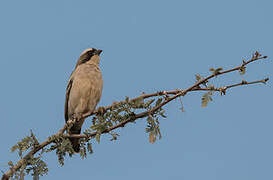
0;0;272;179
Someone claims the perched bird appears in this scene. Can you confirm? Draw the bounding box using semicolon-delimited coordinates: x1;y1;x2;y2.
65;48;103;152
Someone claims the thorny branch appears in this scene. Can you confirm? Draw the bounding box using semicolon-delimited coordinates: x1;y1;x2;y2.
1;51;269;180
67;78;269;140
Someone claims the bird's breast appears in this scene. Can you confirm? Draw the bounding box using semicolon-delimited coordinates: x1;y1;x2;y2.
68;64;103;117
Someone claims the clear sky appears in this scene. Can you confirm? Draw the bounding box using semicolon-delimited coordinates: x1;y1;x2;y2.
0;0;272;180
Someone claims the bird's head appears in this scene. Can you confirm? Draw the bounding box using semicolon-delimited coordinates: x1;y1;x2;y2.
76;48;103;67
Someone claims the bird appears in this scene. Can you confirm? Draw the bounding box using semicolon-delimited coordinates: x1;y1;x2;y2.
64;48;103;152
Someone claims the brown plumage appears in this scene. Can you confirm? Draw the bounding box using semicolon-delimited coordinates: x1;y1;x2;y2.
65;48;103;152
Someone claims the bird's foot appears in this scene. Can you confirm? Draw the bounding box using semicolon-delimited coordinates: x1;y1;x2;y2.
97;106;106;115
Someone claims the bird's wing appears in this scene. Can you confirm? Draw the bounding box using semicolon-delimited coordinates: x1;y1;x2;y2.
64;72;74;122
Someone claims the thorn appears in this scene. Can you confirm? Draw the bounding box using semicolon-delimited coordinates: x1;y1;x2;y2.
161;91;169;99
263;78;269;84
219;87;227;95
255;51;259;57
157;91;163;96
179;89;184;94
241;80;247;84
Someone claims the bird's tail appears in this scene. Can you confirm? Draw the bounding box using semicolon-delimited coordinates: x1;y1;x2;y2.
69;128;81;153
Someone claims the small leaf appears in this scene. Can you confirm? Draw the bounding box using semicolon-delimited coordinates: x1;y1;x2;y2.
79;146;87;159
125;96;129;102
201;92;213;107
214;67;223;74
11;145;19;152
95;133;101;143
149;132;156;144
239;66;246;75
144;99;155;108
30;130;39;146
195;74;208;87
155;98;163;106
87;143;93;154
131;97;144;108
208;84;215;90
201;98;208;108
210;67;223;75
195;74;202;82
159;110;167;118
156;126;162;140
110;132;119;141
209;68;215;72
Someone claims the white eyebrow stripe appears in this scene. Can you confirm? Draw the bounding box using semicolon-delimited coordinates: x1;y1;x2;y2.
80;48;94;56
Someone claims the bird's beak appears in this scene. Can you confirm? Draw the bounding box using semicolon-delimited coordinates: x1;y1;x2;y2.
96;49;103;55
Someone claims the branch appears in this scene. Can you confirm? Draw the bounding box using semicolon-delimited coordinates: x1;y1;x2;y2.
1;51;269;180
66;77;269;139
1;125;69;180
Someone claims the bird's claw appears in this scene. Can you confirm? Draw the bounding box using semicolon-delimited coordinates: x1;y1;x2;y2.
97;106;106;115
